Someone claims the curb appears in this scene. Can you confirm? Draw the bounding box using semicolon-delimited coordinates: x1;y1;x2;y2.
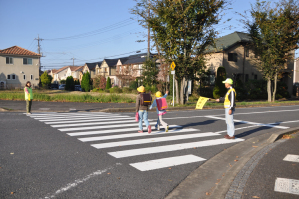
165;127;299;199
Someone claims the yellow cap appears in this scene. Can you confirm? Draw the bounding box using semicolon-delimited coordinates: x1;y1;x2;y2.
137;86;145;93
222;78;233;85
155;91;162;98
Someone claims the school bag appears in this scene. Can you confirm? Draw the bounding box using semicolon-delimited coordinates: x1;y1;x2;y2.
140;93;152;106
156;98;168;111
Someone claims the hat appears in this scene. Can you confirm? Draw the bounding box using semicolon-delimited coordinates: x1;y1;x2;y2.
222;78;233;85
155;91;162;98
137;86;145;93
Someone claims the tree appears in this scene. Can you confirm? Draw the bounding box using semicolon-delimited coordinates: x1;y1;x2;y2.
40;71;51;88
81;72;91;92
242;0;299;102
213;67;227;99
141;58;159;87
65;76;75;91
106;77;111;89
132;0;227;104
99;76;106;90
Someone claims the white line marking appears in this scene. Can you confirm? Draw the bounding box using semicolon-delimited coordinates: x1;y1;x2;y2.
108;138;244;158
44;163;121;199
274;177;299;195
37;115;130;122
59;122;158;132
67;125;183;136
44;117;134;124
51;119;151;128
283;154;299;163
130;155;206;171
91;132;218;149
205;116;289;129
30;112;117;118
78;128;197;142
270;120;299;124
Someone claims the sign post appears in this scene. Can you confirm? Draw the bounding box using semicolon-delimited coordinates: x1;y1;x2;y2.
170;62;176;107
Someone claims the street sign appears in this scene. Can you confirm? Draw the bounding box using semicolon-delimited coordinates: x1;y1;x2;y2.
171;70;175;74
170;62;176;70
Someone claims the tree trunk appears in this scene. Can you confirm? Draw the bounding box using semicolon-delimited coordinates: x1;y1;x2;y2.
272;73;278;102
175;79;179;104
267;78;272;102
180;77;186;104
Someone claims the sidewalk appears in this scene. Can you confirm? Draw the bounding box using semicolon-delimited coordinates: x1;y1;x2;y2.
165;128;299;199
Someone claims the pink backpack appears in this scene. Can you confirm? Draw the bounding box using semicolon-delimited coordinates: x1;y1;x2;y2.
156;98;168;111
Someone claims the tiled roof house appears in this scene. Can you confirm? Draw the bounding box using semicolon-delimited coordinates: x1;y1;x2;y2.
0;46;41;89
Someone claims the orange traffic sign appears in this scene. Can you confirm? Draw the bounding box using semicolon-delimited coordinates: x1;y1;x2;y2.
170;62;176;70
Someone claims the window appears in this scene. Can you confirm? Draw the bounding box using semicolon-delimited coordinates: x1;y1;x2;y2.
23;58;32;65
245;49;249;57
12;75;16;80
228;53;237;62
7;75;11;80
245;74;249;82
23;75;26;80
6;57;13;64
31;75;33;80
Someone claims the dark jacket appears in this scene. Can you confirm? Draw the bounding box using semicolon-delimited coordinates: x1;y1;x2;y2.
136;94;149;112
219;86;236;110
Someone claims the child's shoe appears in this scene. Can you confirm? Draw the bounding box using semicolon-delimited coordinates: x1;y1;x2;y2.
138;130;143;133
165;126;169;132
148;125;152;134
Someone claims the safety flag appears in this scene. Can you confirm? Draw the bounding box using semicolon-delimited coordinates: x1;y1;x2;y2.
195;97;209;109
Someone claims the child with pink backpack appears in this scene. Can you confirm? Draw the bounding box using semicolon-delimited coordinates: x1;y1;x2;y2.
149;91;169;132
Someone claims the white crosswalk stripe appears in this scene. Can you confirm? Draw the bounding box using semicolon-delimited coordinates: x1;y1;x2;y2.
27;112;244;171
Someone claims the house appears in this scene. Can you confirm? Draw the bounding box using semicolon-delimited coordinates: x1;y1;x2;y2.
82;62;102;79
99;58;119;86
204;31;294;95
0;46;41;89
52;66;69;83
65;66;84;80
116;53;159;87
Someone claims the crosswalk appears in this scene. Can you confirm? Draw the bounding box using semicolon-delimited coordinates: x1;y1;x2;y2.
26;112;244;171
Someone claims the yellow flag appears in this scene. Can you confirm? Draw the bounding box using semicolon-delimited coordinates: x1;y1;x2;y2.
195;97;209;109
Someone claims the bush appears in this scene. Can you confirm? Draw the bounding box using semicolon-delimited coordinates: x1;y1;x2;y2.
129;80;138;90
122;87;132;93
105;89;110;93
92;88;99;92
99;76;106;90
213;67;226;99
65;76;75;91
106;77;111;89
275;81;290;99
109;87;122;93
81;72;91;92
145;85;158;93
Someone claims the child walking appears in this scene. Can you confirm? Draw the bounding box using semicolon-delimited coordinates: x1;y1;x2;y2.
24;81;33;114
150;91;169;132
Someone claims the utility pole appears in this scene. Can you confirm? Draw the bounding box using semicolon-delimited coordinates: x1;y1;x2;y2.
34;34;43;70
71;57;76;66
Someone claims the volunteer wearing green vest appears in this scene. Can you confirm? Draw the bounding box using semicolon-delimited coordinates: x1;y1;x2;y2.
24;81;33;114
216;78;236;139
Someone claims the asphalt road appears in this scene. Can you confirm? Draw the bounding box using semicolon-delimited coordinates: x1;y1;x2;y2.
1;105;299;199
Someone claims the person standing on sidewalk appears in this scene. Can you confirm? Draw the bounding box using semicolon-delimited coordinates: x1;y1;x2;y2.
149;91;169;132
216;78;236;139
24;81;33;114
136;86;152;133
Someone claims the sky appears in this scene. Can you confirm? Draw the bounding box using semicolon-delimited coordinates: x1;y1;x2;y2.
0;0;297;71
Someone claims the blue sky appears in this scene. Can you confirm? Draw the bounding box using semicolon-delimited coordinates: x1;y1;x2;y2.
0;0;297;70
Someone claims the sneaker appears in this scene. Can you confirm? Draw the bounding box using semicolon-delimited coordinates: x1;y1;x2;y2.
224;135;235;139
27;112;31;115
138;130;143;133
157;125;160;131
148;125;152;134
165;126;169;132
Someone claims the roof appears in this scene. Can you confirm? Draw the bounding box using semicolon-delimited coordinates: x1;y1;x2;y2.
0;46;41;56
206;32;252;53
51;69;58;73
123;53;156;65
85;62;102;70
54;66;69;74
69;66;84;71
74;66;84;71
103;58;120;67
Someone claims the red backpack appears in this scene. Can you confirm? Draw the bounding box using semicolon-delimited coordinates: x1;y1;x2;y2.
140;93;152;106
156;98;168;111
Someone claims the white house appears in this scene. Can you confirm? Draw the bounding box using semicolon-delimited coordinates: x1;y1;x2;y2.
0;46;41;89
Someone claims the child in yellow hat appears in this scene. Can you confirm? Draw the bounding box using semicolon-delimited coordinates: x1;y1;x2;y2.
149;90;169;132
136;86;152;133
